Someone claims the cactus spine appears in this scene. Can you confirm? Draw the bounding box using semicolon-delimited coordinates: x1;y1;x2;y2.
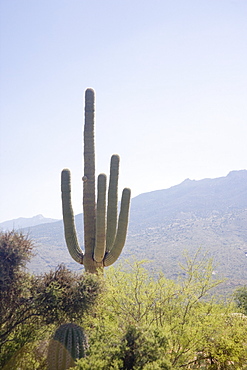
61;88;131;273
47;323;88;369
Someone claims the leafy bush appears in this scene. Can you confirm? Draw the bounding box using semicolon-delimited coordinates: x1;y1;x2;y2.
0;231;101;369
234;285;247;315
32;265;101;324
75;257;247;369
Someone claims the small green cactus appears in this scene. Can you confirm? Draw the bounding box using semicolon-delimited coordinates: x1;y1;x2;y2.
47;323;88;370
61;89;131;273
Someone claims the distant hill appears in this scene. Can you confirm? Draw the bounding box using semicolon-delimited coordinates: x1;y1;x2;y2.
0;214;59;231
2;170;247;294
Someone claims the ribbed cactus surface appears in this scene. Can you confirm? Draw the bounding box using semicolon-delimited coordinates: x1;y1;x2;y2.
47;323;88;370
61;88;131;273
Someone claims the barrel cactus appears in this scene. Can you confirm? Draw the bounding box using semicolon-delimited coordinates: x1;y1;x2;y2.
61;88;131;273
47;323;88;370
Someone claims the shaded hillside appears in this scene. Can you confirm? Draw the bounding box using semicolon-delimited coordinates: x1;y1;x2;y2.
11;170;247;292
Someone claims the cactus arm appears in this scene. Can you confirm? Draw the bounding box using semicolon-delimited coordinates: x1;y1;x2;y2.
104;187;131;266
94;174;107;262
106;155;119;251
83;88;96;256
61;169;84;264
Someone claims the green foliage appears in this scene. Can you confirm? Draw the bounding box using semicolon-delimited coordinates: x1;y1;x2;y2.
0;231;34;366
0;230;33;312
76;325;171;370
199;312;247;369
0;230;33;284
234;285;247;315
74;256;247;370
2;328;52;370
0;231;101;369
119;326;171;370
32;264;101;324
47;323;88;369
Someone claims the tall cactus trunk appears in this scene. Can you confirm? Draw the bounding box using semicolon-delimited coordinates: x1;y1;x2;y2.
83;89;97;272
61;88;131;274
82;89;102;273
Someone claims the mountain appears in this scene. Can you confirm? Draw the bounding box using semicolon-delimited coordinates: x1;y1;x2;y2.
126;170;247;292
2;170;247;293
0;214;59;231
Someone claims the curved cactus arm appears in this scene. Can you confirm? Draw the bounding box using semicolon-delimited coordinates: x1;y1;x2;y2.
94;174;107;262
104;187;131;267
106;155;119;251
83;88;96;255
61;169;84;264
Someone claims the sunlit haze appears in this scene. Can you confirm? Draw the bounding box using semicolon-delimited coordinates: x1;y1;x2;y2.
0;0;246;223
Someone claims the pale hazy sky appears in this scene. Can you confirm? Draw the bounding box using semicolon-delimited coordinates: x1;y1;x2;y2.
0;0;246;223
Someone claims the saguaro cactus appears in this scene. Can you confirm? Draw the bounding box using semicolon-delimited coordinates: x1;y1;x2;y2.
61;88;131;273
47;323;88;369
